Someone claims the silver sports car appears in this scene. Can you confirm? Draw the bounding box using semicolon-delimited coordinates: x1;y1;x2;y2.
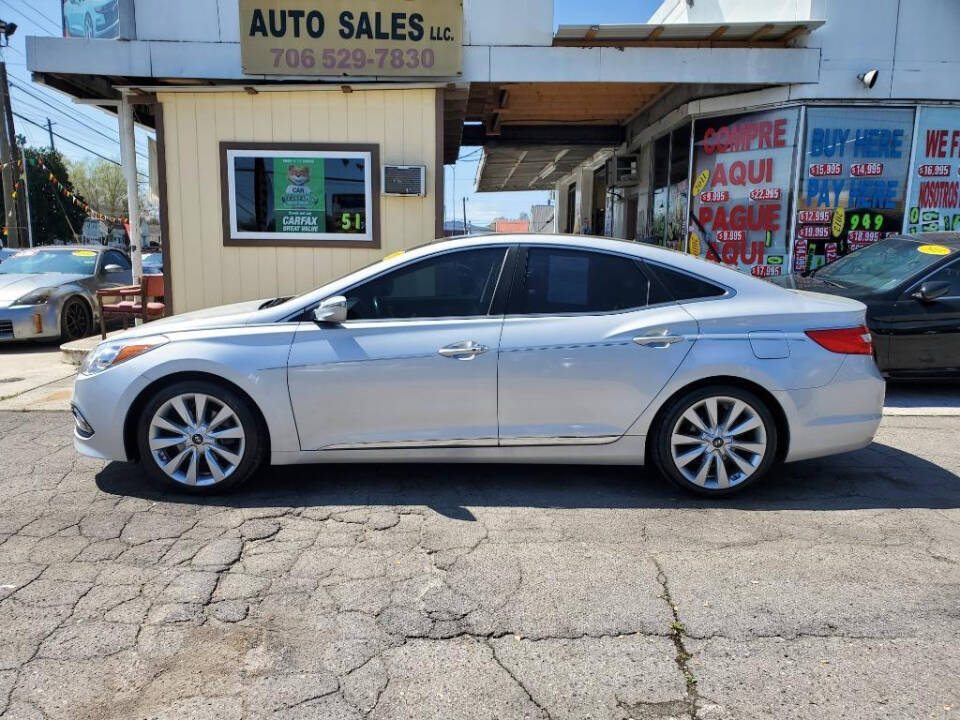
0;245;133;343
71;234;885;497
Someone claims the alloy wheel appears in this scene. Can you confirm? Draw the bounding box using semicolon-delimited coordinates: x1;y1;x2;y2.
148;393;246;487
63;300;91;340
669;395;767;490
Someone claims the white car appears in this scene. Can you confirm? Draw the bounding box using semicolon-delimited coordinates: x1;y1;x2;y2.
71;234;885;496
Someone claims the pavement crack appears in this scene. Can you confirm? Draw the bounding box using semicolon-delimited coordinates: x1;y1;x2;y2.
653;558;699;720
485;638;551;719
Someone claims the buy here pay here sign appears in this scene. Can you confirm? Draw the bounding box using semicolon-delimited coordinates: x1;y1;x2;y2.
239;0;463;77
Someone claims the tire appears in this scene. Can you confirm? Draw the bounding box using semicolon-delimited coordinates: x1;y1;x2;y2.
136;380;265;495
60;297;93;342
650;384;778;497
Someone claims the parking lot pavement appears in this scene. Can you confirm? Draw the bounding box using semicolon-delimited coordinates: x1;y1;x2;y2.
0;412;958;720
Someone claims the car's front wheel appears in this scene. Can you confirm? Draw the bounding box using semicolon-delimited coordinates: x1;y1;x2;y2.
651;385;778;496
60;297;93;341
136;380;265;494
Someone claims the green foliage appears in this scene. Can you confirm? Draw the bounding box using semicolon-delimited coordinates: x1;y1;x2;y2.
21;144;88;245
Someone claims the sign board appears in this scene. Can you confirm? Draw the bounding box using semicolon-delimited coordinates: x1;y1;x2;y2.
238;0;463;77
62;0;122;39
795;107;914;272
688;108;801;278
904;107;960;233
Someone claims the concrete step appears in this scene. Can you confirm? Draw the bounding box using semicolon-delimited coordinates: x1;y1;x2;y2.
60;331;124;366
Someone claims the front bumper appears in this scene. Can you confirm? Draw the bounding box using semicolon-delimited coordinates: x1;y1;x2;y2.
0;302;61;342
72;359;153;462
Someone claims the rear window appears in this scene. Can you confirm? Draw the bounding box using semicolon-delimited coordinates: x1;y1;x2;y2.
646;264;726;301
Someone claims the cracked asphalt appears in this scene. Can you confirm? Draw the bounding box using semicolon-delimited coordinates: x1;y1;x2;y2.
0;410;958;720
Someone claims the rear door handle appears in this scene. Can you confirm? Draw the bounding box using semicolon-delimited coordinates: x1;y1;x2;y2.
438;341;489;360
633;333;685;348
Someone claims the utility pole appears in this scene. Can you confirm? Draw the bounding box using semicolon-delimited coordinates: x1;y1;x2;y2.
0;21;22;248
462;196;468;235
46;118;55;150
20;146;32;247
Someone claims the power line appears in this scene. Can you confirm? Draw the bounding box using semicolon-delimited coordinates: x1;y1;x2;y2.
10;83;151;163
13;111;148;180
0;0;61;33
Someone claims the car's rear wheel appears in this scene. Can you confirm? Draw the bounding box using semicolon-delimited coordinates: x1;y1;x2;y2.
136;380;264;494
651;385;778;496
61;297;92;341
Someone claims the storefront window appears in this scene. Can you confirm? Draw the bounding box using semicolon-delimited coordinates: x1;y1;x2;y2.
650;134;670;244
220;143;380;247
688;107;801;277
795;107;914;272
905;107;960;233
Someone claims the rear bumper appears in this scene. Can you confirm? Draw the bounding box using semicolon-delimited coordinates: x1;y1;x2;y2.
777;355;885;463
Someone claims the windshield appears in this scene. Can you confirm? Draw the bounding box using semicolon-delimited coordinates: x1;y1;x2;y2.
143;254;163;268
0;249;99;276
814;237;955;291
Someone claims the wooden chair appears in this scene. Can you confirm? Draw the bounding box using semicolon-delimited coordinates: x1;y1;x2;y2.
96;274;166;339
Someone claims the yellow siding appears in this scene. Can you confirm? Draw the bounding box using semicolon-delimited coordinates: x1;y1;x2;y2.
158;88;438;313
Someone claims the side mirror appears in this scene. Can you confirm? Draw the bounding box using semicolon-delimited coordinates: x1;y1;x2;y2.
103;264;125;274
313;296;348;324
911;280;952;303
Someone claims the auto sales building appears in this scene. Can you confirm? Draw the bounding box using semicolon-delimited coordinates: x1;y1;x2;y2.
25;0;960;312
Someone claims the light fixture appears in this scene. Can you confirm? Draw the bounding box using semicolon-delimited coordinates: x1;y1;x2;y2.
0;20;17;46
857;69;879;89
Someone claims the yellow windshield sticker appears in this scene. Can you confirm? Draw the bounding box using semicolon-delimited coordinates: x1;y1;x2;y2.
383;250;405;261
917;244;951;255
72;250;97;257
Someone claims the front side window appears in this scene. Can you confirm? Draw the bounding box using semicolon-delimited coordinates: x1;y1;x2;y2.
102;250;131;271
221;143;379;247
509;248;654;315
344;247;507;320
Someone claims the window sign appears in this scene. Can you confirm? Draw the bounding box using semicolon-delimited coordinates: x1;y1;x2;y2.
688;108;800;277
905;107;960;233
220;143;380;247
795;107;914;273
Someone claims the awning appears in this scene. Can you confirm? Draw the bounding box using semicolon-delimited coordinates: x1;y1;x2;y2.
554;20;824;46
476;145;607;192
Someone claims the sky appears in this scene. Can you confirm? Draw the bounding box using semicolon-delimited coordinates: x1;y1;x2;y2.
2;0;663;226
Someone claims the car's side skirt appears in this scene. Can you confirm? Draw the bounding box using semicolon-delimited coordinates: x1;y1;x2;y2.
271;434;647;466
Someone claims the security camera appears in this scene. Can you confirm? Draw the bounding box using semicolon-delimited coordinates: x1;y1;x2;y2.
857;69;879;90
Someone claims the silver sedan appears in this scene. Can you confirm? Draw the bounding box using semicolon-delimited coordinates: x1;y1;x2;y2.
71;235;885;497
0;245;133;343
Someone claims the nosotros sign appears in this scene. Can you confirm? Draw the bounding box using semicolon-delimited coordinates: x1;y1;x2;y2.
239;0;463;77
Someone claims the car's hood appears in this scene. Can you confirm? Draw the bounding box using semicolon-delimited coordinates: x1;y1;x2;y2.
0;273;85;303
768;274;872;300
111;299;270;339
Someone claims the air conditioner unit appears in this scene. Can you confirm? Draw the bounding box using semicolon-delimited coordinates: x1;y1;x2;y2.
382;165;426;196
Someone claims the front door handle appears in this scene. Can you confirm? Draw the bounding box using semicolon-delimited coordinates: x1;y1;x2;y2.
438;341;489;360
633;332;685;349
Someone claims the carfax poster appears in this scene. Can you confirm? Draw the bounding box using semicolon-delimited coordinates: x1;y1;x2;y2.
794;107;914;273
904;107;960;234
687;108;800;278
273;157;326;233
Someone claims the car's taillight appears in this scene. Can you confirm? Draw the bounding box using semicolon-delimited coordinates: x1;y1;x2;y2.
804;325;873;355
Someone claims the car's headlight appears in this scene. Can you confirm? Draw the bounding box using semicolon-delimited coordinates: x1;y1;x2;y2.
80;336;168;376
12;287;55;306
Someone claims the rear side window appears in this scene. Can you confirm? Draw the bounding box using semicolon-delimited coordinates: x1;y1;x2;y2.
509;248;654;314
646;264;725;301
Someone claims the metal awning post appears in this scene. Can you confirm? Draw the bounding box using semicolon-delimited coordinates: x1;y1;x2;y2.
119;91;142;284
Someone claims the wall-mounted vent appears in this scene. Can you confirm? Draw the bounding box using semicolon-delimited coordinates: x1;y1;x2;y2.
383;166;426;196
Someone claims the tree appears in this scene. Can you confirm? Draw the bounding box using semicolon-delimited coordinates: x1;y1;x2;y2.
19;142;87;245
64;157;129;218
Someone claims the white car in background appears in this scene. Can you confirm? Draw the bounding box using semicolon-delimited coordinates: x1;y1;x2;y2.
71;234;885;497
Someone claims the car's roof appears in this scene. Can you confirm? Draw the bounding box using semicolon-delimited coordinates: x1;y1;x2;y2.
13;244;110;253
